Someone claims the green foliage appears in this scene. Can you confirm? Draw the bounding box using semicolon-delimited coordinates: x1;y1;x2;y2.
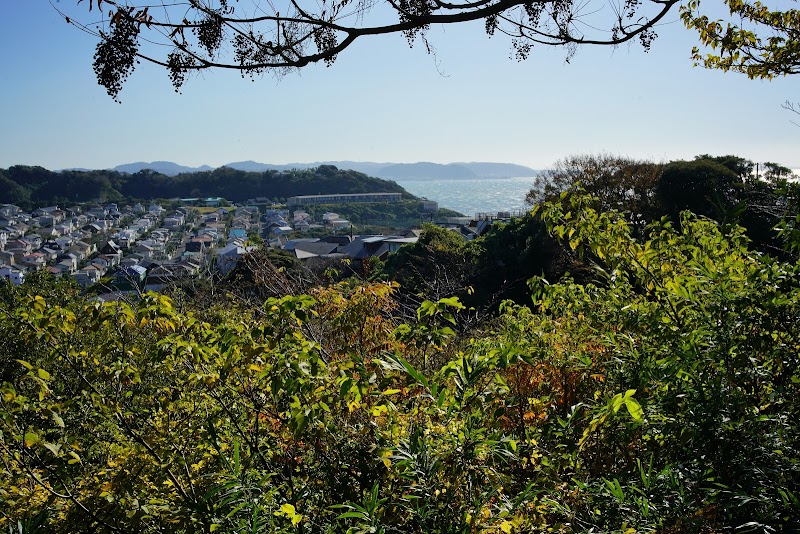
2;193;800;532
526;153;800;261
526;154;664;229
380;224;477;303
682;0;800;78
656;157;742;221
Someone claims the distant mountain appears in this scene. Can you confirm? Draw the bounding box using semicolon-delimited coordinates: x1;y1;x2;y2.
224;161;390;175
113;161;214;175
106;160;538;179
455;162;537;179
375;162;477;180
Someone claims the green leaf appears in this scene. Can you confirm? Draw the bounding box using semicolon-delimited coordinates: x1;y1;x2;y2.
52;411;64;428
624;397;643;422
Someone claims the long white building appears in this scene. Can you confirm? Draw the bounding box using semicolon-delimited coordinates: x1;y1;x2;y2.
286;193;402;207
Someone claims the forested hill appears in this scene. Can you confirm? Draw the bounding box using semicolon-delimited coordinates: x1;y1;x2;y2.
0;164;413;209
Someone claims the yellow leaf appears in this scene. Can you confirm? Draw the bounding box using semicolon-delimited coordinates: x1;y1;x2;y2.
23;432;38;447
500;520;514;533
371;405;389;416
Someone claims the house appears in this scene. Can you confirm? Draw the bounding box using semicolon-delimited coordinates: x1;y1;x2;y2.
56;253;79;273
55;259;77;275
42;240;63;252
116;229;139;249
228;228;247;241
70;241;95;259
71;267;102;288
113;265;147;291
33;206;60;216
7;239;32;254
0;265;25;285
291;241;341;260
0;205;21;218
215;244;258;275
90;257;112;273
163;216;184;229
134;243;155;259
83;223;105;235
54;222;74;236
38;248;59;262
145;262;197;291
20;253;47;270
272;226;293;236
120;257;142;269
99;240;123;257
185;240;207;253
87;206;108;219
338;235;413;261
37;226;60;239
7;223;29;238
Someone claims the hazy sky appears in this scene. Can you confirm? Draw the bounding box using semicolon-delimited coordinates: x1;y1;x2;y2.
1;2;798;171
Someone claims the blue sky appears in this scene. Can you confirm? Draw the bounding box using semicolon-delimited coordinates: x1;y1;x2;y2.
0;2;798;171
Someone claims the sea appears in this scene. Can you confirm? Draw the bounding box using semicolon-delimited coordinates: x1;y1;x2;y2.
394;176;536;218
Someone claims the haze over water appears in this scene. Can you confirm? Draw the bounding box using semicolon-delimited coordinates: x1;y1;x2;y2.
394;176;536;217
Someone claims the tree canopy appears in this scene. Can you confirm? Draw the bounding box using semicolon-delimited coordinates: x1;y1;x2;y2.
0;165;411;210
50;0;791;99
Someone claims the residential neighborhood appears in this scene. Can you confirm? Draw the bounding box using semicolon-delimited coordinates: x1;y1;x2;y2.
0;197;517;297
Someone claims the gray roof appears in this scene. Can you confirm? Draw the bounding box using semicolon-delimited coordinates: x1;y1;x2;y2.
292;241;340;257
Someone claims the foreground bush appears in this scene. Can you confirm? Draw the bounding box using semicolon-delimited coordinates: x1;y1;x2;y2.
1;196;799;532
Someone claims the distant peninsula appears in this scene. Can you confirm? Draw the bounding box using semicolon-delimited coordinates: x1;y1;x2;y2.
0;165;414;210
82;160;538;180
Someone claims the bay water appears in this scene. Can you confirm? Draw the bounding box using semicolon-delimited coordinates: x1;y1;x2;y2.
394;176;536;218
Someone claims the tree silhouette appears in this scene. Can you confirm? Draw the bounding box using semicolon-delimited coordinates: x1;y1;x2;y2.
58;0;679;99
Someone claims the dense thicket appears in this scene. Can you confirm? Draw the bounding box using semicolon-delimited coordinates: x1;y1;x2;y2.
378;154;799;312
2;190;800;532
0;165;412;209
2;153;800;532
